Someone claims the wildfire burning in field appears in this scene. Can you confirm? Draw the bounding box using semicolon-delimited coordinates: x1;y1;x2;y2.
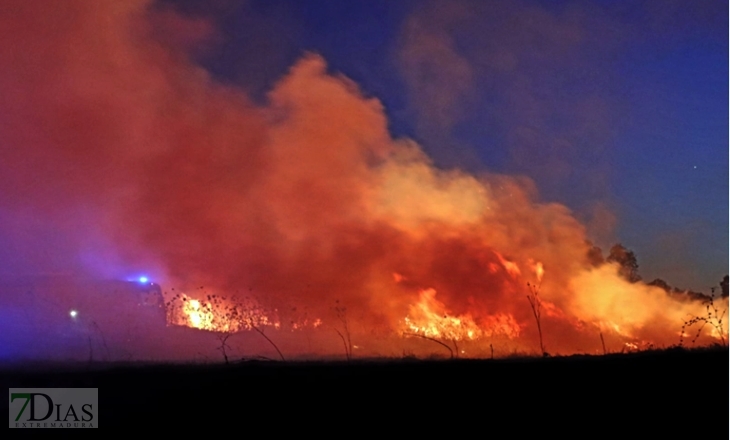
0;0;726;360
403;288;487;341
165;247;727;358
170;293;324;333
179;297;264;333
402;288;522;342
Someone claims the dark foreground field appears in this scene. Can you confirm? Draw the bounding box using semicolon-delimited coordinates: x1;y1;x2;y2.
1;346;727;431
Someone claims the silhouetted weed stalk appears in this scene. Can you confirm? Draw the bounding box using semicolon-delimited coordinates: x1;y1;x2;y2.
166;290;285;362
215;332;234;364
333;300;353;361
680;294;727;347
526;281;547;356
402;332;454;359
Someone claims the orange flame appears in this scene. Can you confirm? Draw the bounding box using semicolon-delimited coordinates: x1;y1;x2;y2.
171;293;279;333
402;288;521;341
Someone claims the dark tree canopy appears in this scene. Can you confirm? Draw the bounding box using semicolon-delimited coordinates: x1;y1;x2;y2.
647;278;671;292
606;243;641;283
649;278;709;301
585;241;604;267
721;275;728;298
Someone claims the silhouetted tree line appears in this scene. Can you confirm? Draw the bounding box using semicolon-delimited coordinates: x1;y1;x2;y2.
586;242;641;282
586;241;727;301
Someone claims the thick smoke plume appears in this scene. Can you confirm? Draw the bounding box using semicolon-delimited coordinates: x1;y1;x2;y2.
0;1;724;361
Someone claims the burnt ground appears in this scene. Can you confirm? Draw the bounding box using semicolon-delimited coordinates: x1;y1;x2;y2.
1;346;727;432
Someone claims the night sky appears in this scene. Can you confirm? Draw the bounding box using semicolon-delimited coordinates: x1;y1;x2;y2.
158;0;728;290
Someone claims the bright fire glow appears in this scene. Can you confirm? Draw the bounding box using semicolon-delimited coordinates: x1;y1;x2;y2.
495;254;521;278
402;288;520;341
174;294;277;332
168;293;327;335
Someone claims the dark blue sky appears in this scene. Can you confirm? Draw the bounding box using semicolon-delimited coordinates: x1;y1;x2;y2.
160;0;728;290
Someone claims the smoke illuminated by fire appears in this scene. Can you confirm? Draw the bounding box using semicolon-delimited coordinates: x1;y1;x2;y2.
0;0;726;361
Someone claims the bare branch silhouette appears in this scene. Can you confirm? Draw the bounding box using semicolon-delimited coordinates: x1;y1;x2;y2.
403;332;454;359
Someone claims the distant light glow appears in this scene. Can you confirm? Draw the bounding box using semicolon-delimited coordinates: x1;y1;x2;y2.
70;310;78;318
138;276;149;283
